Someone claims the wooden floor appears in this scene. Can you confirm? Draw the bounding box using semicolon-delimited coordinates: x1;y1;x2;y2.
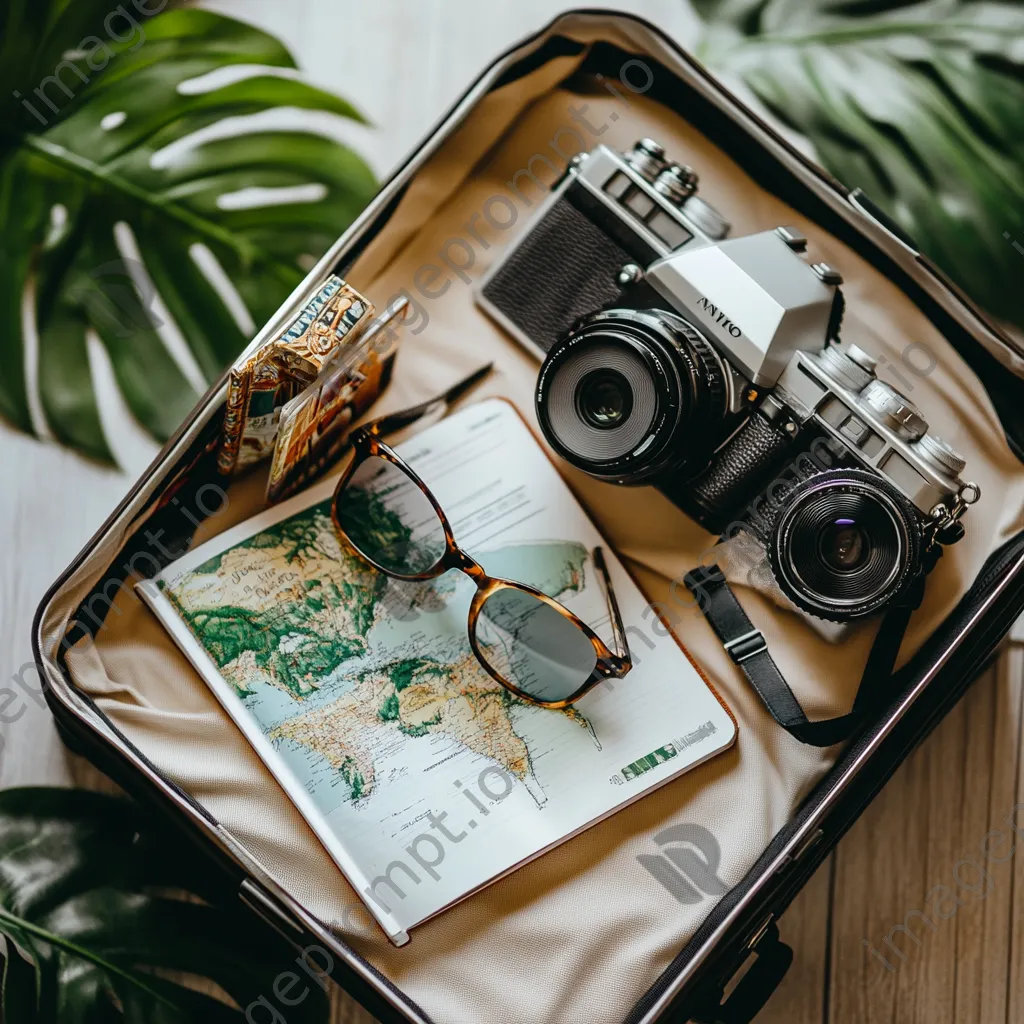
3;2;1022;1021
764;646;1024;1024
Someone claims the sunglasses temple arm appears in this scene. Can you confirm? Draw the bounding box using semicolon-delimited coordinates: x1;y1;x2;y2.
368;362;494;440
592;546;631;665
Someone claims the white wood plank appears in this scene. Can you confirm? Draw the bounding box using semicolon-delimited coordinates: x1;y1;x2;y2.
0;426;148;787
197;0;702;178
1001;645;1024;1024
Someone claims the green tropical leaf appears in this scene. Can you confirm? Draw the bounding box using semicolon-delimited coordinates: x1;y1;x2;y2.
0;1;377;463
695;0;1024;330
0;787;331;1023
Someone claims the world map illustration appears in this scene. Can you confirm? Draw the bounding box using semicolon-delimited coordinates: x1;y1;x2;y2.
161;495;598;811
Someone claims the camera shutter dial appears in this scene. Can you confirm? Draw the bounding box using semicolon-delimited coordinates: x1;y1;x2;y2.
860;380;928;440
654;164;698;205
914;433;967;476
677;196;730;241
845;344;878;374
817;345;876;392
626;138;668;182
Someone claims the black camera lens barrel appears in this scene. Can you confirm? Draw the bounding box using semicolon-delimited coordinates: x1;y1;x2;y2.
537;320;669;469
767;468;923;622
535;308;727;484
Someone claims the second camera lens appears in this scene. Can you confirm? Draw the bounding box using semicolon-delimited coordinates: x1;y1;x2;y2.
768;469;923;621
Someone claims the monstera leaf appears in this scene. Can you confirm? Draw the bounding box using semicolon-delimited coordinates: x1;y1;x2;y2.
0;787;330;1023
694;0;1024;330
0;0;377;463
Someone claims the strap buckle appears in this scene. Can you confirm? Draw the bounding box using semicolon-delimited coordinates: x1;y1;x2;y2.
724;629;767;664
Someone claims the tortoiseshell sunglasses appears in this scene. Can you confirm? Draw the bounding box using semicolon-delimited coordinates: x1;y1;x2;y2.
330;366;632;709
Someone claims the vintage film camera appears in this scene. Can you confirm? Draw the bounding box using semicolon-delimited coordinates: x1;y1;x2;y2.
476;139;979;623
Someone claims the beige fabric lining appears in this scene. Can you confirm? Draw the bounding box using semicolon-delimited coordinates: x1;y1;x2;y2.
61;71;1024;1024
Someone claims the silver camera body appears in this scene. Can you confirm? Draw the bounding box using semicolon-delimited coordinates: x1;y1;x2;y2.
478;139;839;386
478;139;979;623
716;341;978;632
772;345;971;521
477;138;732;360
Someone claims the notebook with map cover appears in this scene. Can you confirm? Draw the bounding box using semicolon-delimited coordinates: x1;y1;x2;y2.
137;397;736;946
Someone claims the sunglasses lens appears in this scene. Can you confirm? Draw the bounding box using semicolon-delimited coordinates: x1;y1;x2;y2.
475;588;597;705
337;456;447;575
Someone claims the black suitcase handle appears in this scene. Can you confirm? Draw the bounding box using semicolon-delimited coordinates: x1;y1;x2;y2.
689;921;793;1024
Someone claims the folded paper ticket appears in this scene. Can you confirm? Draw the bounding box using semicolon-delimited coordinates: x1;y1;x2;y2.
266;298;408;502
217;277;376;476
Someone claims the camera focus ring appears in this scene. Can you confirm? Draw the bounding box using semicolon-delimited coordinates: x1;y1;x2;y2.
662;313;728;421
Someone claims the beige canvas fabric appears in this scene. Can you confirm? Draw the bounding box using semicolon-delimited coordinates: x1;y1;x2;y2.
61;69;1024;1024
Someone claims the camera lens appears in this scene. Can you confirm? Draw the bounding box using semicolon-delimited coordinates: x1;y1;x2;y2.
576;369;633;429
535;309;727;483
768;469;922;621
817;518;870;573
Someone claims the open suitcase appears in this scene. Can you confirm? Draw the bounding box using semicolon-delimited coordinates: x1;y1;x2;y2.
32;11;1024;1024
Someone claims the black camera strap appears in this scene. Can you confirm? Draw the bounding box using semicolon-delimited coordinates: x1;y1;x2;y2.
684;560;936;747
